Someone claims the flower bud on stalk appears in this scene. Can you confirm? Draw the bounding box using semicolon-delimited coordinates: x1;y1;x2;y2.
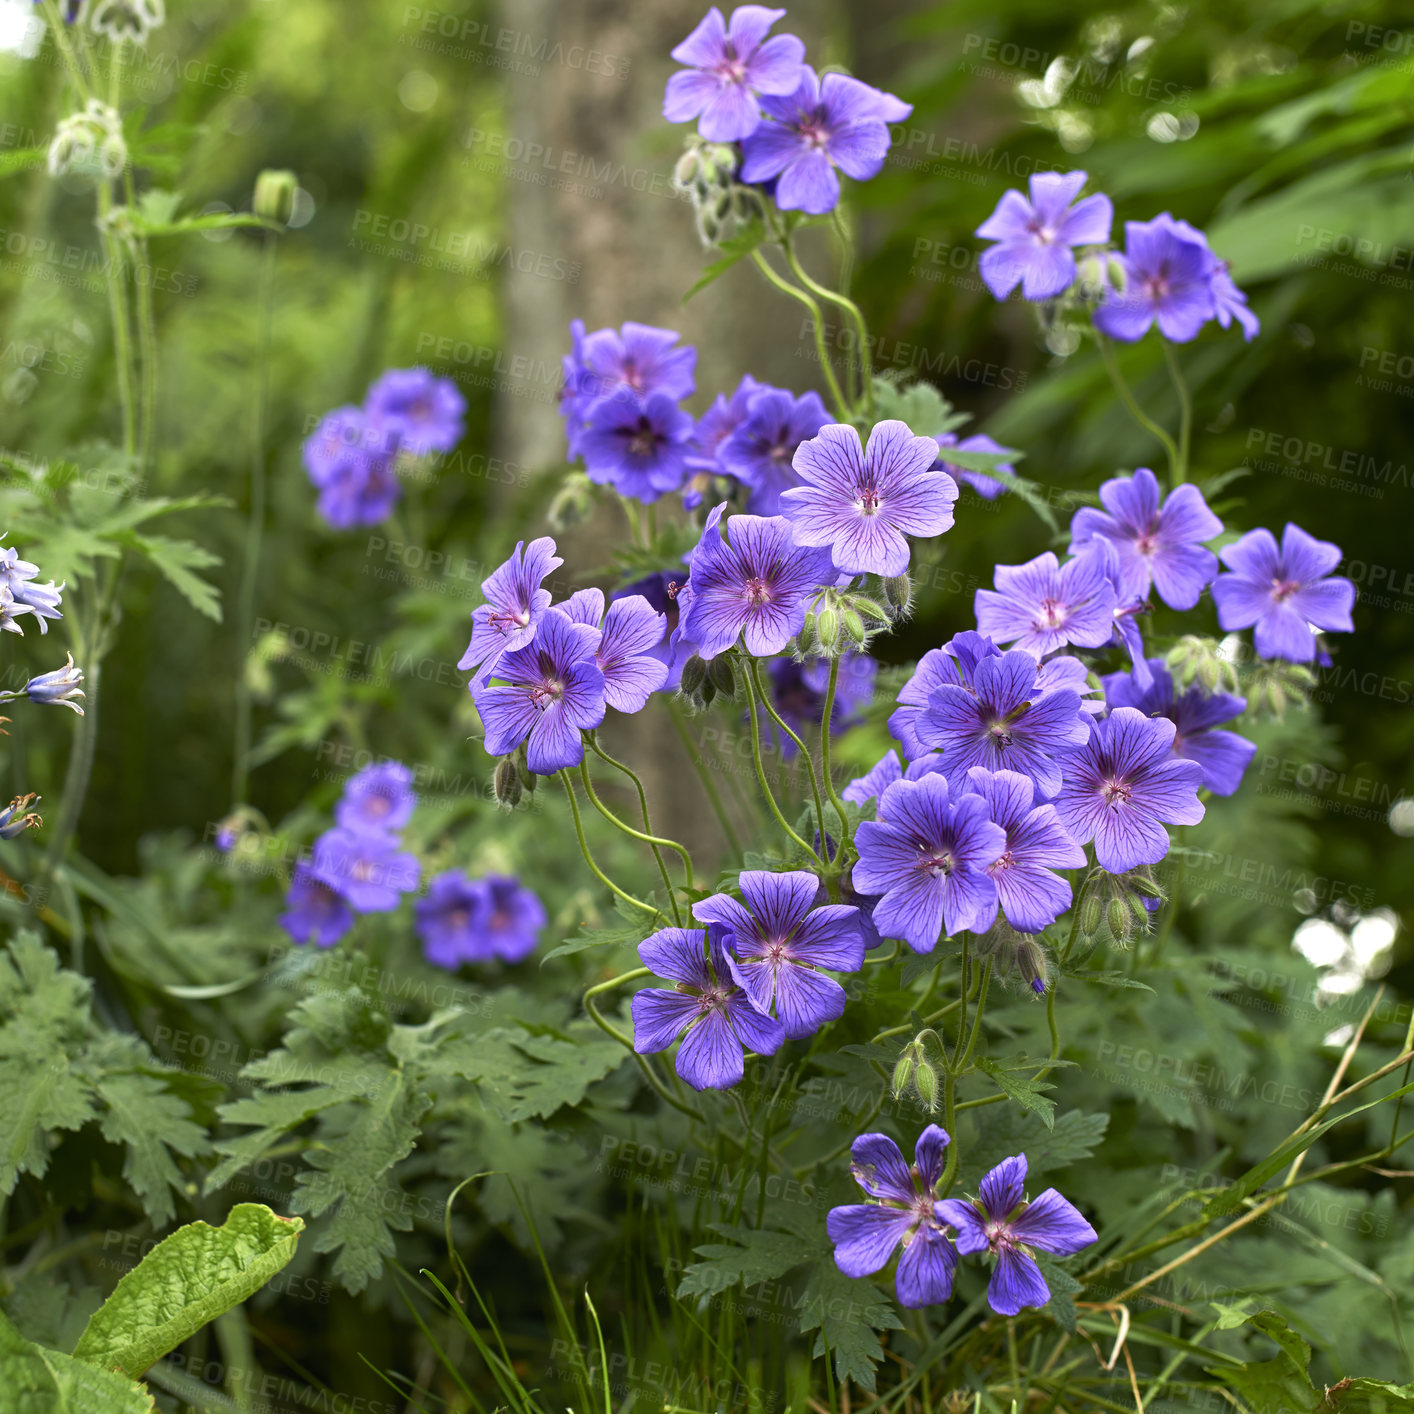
679;655;716;712
1106;896;1133;945
707;655;736;700
253;169;299;228
493;758;522;810
513;743;537;795
882;574;914;621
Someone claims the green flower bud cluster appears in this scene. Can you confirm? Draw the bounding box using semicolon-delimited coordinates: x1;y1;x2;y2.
1167;634;1241;694
673;139;765;248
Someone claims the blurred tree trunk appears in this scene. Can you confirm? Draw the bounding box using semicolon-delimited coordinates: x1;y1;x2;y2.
493;0;826;862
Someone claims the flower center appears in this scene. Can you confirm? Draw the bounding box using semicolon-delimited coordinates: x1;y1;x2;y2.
798;117;830;149
1136;530;1158;556
448;908;470;929
487;606;531;634
857;484;883;515
1035;596;1070;629
490;909;510;930
743;575;773;608
1101;777;1133;807
1142;264;1172;301
1025;219;1056;245
530;676;566;709
764;938;790;965
991;849;1016;874
713;46;747;84
984;1219;1013;1251
769;440;792;464
918;845;955;877
627;419;659;457
986;720;1013;746
1271;576;1301;602
696;985;728;1014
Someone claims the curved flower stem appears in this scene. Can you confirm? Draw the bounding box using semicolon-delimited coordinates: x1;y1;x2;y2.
743;662;822;865
748;659;829;864
557;770;661;919
817;657;852;860
1094;332;1179;480
936;1069;960;1195
872;996;962;1044
1160;338;1193;484
954;959;993;1074
40;0;90;95
749;249;850;420
232;229;278;808
783;231;874;417
666;699;743;858
582;969;705;1123
581;744;692;923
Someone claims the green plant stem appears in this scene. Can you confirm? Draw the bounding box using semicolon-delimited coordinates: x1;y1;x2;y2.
96;192;138;463
954;960;992;1073
936;1069;960;1195
582;970;704;1123
817;656;852;859
783;231;873;415
666;699;743;859
40;0;90;94
232;230;278;808
579;749;688;924
742;661;821;864
1094;332;1179;480
748;658;829;862
557;771;661;919
1161;338;1193;482
749;249;849;419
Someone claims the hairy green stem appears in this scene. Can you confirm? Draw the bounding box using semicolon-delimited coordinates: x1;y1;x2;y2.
749;249;849;420
1094;332;1179;480
783;230;873;415
232;230;278;807
748;658;829;863
583;970;704;1122
666;699;743;858
1161;338;1193;483
742;661;820;864
557;771;661;918
817;656;852;860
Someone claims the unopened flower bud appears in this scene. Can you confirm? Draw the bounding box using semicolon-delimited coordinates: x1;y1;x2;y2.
707;655;736;699
698;212;722;245
882;574;914;619
1127;867;1165;900
890;1049;915;1098
1106;896;1133;944
913;1060;939;1112
795;613;819;659
514;745;537;794
815;607;841;653
1128;893;1151;930
843;609;867;647
1074;888;1100;938
679;655;717;711
673;149;700;188
494;758;522;809
253;169;299;227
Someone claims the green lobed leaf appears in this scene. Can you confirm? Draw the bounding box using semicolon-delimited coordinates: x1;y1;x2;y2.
976;1057;1058;1130
108;531;224;622
72;1205;303;1380
798;1256;904;1394
675;1223;807;1300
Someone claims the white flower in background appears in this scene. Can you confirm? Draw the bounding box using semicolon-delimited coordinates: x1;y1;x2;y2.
47;98;126;179
88;0;163;44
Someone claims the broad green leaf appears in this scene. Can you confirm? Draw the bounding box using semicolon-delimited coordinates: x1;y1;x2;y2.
540;921;643;965
976;1057;1058;1129
73;1205;303;1380
0;1311;154;1414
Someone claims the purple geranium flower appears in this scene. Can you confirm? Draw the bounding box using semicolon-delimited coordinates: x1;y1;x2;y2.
613;572;693;692
853;774;1007;953
580;321;697;404
1068;467;1222;610
416;871;546;969
631;924;787;1090
960;768;1086;934
561;589;671;713
719;387;829;515
364;367;467;455
311;827;421;914
781;420;958;576
689;374;771;474
578;388;695;503
1053;706;1205;872
678;503;835;659
842;749;947;808
1163;216;1260;342
937;1154;1097;1317
663;6;806;143
472;607;607;774
827;1127;958;1308
1211;523;1355;663
933;432;1017;500
916;646;1090;800
975;552;1118;658
764;652;874;757
279;862;354;948
693;870;864;1038
739;67;900;214
458;538;564;679
1093;214;1217;344
336;760;417;834
1103;659;1256;797
303;406;402;529
974;170;1113;301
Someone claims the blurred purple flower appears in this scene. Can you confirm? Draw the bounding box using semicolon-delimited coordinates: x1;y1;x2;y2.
975;171;1113;301
719;387;829;514
364;367;466;455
